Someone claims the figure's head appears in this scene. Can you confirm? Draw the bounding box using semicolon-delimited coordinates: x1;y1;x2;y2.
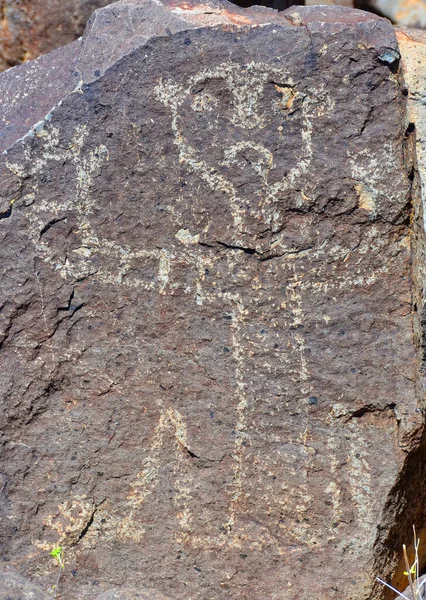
157;61;310;182
155;61;331;242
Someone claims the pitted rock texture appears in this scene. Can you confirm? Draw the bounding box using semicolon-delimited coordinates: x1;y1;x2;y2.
0;0;117;72
0;2;425;600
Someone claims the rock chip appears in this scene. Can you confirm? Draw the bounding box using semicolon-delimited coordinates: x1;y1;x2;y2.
0;3;425;600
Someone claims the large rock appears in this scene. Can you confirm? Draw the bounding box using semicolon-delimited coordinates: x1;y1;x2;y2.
0;0;117;72
0;2;425;600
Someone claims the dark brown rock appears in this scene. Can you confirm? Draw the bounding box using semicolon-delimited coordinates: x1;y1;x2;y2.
0;0;117;72
0;3;425;600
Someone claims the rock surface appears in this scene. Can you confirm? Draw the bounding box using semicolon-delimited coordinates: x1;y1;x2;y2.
0;0;117;72
0;0;291;152
0;2;425;600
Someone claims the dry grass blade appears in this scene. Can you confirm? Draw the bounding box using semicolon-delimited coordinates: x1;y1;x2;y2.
403;544;417;600
414;526;420;598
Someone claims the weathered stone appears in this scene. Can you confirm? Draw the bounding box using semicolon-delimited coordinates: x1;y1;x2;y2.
0;3;425;600
0;563;52;600
0;0;117;72
362;27;426;600
0;564;170;600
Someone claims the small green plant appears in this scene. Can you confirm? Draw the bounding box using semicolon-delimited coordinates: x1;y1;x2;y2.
50;546;64;568
49;546;64;593
376;526;426;600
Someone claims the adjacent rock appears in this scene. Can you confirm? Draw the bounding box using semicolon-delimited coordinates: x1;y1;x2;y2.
358;0;426;28
0;563;52;600
0;3;425;600
365;27;426;599
0;0;117;72
397;27;426;202
0;564;177;600
398;576;426;600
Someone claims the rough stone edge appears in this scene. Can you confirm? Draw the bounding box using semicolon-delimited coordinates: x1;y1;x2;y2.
369;24;426;600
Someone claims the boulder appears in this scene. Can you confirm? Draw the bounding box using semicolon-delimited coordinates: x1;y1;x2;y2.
0;2;425;600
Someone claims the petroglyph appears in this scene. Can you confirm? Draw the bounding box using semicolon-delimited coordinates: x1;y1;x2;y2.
1;18;419;598
5;61;391;302
7;58;410;556
34;496;96;551
155;62;321;241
